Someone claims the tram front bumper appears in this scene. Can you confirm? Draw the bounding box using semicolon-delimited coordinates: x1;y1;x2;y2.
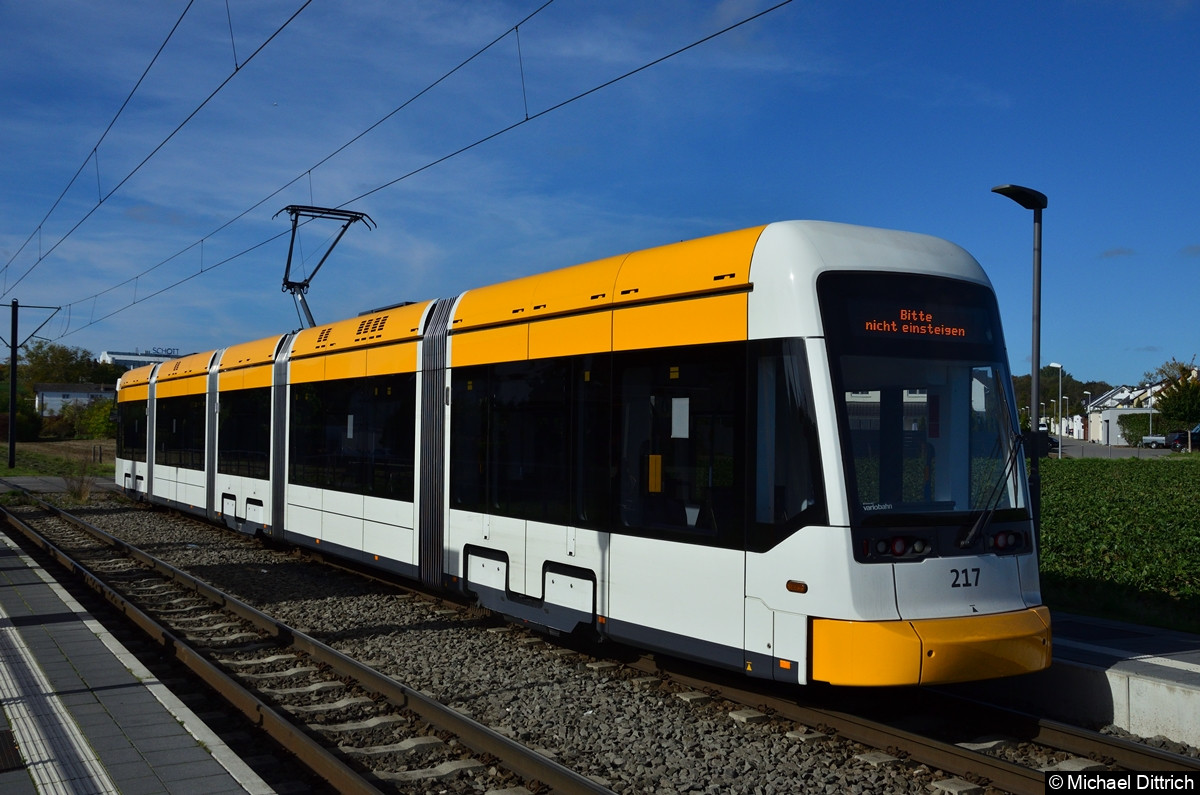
811;605;1051;686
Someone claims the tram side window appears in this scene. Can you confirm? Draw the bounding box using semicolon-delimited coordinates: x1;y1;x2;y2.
491;360;570;524
155;394;206;470
614;343;743;543
448;361;571;524
449;367;489;514
572;355;611;528
748;340;825;550
372;374;417;500
218;387;270;479
289;373;416;500
117;400;147;463
450;357;610;528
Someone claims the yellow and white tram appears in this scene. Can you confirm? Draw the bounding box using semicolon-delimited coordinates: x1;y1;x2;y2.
116;220;1051;686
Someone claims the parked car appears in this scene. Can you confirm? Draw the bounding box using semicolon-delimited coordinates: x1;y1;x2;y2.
1026;429;1058;456
1167;423;1200;452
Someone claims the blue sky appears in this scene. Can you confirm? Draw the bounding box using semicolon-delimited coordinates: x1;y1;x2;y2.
1;0;1196;386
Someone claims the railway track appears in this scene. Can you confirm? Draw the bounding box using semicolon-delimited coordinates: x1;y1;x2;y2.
0;493;613;794
629;654;1200;795
5;489;1198;794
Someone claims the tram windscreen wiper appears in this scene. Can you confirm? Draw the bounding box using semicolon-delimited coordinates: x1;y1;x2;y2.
958;430;1023;548
958;374;1023;549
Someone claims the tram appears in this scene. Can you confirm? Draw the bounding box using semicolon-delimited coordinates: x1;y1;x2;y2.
116;220;1051;686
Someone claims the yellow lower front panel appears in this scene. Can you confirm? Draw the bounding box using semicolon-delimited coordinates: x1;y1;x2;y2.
811;606;1051;686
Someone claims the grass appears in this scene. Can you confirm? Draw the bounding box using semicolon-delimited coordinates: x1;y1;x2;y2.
0;439;115;478
0;439;115;503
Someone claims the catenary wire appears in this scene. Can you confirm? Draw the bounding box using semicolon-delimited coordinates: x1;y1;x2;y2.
51;0;795;342
0;0;197;286
1;1;313;301
49;0;559;341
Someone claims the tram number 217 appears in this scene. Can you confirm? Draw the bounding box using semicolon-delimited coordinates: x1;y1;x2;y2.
951;567;981;588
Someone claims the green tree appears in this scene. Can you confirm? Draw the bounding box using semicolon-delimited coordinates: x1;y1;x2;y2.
1011;368;1112;426
1153;376;1200;433
20;340;125;384
79;398;116;438
0;381;42;441
41;398;116;440
1142;356;1197;385
22;340;94;383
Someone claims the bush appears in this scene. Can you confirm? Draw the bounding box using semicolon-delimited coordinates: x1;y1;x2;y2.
0;380;43;441
62;450;94;502
77;398;116;438
37;398;116;441
1116;412;1161;443
0;410;42;442
1039;455;1200;631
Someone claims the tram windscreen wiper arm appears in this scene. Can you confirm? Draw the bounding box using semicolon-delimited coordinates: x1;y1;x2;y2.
959;430;1023;549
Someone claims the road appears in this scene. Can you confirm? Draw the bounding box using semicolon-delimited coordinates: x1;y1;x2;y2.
1050;436;1176;459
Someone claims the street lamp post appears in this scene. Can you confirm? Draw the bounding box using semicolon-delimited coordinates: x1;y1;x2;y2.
1063;393;1069;448
1146;384;1154;439
992;184;1048;536
1083;390;1091;446
1049;362;1062;458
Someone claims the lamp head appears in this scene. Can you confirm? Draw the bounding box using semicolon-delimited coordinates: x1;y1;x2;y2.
992;184;1048;211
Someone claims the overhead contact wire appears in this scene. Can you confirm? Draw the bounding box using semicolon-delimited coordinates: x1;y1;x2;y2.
343;0;794;206
56;0;560;334
0;0;196;283
54;0;794;341
2;1;313;300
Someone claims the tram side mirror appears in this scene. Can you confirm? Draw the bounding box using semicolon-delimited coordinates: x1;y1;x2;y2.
1022;430;1051;458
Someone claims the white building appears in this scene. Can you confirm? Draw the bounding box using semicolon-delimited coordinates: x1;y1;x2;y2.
98;349;177;370
1081;383;1165;446
34;383;115;416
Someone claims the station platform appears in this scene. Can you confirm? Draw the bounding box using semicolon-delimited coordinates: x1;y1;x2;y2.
956;611;1200;748
0;476;120;495
0;528;273;794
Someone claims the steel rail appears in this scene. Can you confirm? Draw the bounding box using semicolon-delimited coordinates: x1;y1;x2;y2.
1033;718;1200;772
0;503;381;795
629;657;1045;795
934;688;1200;774
4;495;616;795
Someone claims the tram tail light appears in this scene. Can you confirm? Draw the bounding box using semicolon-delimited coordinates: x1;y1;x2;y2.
868;535;933;560
990;531;1024;551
